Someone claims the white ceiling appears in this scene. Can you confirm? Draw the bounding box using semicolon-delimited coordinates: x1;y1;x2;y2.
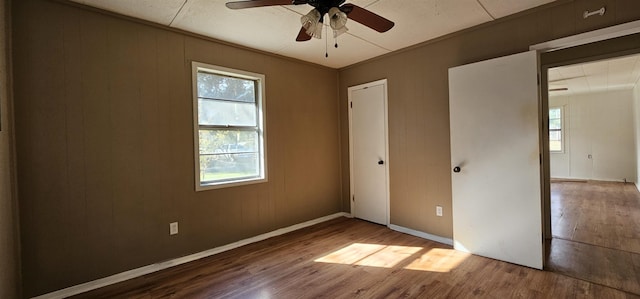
548;53;640;96
68;0;555;68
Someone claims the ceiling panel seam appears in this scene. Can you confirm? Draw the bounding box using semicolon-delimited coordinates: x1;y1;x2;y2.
169;0;189;27
345;31;393;52
363;0;381;9
282;6;304;16
476;0;496;20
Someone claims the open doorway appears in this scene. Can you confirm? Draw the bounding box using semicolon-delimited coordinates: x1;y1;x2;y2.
544;54;640;294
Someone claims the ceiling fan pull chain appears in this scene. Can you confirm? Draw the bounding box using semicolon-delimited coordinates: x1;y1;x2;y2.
325;24;329;58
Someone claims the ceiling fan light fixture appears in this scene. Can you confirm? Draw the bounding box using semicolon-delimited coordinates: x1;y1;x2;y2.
332;26;348;38
301;9;322;39
328;7;348;37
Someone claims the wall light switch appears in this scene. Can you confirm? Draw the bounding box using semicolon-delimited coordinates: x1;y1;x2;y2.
436;206;443;217
170;222;178;235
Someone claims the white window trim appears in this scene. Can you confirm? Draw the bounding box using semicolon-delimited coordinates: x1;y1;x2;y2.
192;61;268;191
549;106;564;154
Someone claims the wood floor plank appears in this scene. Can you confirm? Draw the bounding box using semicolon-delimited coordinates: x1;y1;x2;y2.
71;217;640;299
549;181;640;296
551;181;640;254
547;238;640;294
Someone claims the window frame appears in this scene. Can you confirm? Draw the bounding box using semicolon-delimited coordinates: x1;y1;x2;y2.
192;62;267;191
549;106;564;153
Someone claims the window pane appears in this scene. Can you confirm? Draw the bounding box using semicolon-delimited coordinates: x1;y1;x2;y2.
549;108;561;119
199;129;258;154
199;129;260;183
198;99;257;126
197;72;255;103
549;118;561;130
199;153;259;182
550;141;562;152
549;130;561;141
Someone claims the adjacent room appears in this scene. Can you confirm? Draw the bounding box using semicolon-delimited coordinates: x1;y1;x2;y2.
545;54;640;294
1;0;640;298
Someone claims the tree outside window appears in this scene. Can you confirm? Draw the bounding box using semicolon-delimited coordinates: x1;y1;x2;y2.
193;63;266;189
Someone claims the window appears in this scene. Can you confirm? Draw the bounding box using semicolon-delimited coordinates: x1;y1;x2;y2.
192;62;266;190
549;107;563;152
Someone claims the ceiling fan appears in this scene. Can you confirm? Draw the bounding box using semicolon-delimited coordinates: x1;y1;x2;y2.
225;0;395;42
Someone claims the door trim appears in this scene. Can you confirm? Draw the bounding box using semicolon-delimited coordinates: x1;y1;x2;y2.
530;20;640;52
532;21;640;245
348;79;390;225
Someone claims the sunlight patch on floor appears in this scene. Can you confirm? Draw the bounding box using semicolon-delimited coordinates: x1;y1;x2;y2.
404;248;470;272
314;243;422;268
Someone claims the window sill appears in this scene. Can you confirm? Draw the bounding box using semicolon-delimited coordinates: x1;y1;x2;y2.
196;177;267;191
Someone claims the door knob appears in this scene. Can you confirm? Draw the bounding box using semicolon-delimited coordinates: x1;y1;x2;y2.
378;160;384;165
453;166;461;173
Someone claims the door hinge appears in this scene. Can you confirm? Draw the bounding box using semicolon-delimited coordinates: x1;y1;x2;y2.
540;153;542;165
352;195;355;202
537;73;541;85
350;102;353;108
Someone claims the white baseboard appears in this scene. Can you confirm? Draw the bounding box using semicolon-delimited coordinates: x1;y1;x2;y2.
32;212;350;299
551;177;631;183
388;224;453;246
549;177;589;182
636;182;640;193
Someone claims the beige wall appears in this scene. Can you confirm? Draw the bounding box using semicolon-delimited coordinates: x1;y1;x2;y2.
0;0;20;297
338;0;640;239
13;0;341;296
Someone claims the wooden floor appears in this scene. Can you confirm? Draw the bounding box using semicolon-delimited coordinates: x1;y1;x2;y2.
547;181;640;295
73;216;639;298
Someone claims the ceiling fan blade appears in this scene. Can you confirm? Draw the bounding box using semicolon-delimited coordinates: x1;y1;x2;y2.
340;4;394;33
296;26;312;41
226;0;301;9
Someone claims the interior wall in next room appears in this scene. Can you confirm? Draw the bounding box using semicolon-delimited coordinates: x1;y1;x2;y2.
550;89;637;182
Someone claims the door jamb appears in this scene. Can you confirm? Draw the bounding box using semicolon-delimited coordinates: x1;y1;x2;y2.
530;20;640;262
347;79;390;225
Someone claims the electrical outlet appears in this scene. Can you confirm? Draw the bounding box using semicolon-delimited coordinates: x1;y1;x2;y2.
170;222;178;235
436;206;443;217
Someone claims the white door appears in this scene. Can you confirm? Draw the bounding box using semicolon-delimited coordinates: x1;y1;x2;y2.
449;50;543;269
349;80;389;225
